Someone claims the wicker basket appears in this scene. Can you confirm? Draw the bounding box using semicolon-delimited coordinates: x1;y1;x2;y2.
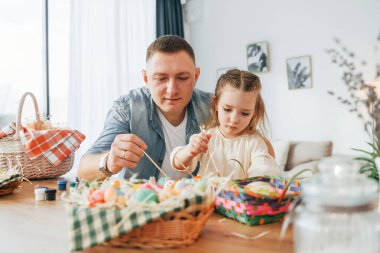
214;176;300;225
0;180;22;196
0;92;74;179
103;202;214;249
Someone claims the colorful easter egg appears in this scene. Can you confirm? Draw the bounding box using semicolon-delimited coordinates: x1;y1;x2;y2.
133;188;158;203
104;187;117;203
159;187;175;202
173;180;187;190
158;177;167;187
193;179;207;192
115;194;127;207
164;179;175;189
193;175;202;182
88;189;105;207
111;180;121;188
244;181;279;199
130;183;143;192
140;182;163;193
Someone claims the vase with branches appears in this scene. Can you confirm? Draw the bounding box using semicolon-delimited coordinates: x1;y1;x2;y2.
325;31;380;182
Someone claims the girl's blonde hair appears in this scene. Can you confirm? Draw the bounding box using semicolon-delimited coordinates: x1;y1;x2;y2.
206;69;268;135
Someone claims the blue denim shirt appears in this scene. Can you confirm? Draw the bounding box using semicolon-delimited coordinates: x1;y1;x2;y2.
86;87;212;179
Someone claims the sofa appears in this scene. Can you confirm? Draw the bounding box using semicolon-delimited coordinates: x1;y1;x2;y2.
271;140;334;178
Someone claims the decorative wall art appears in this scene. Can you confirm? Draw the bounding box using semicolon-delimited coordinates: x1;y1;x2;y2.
286;55;312;90
247;41;269;73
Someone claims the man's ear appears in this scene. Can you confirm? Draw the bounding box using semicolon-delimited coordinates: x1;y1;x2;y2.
194;67;200;86
142;69;148;84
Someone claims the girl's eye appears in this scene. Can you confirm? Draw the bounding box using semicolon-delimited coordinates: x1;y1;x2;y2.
241;112;250;116
223;108;232;112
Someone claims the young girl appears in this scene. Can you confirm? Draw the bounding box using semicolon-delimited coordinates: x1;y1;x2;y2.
170;69;280;179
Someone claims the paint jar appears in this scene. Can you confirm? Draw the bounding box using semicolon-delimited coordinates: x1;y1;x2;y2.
45;189;57;201
57;180;67;191
69;181;78;196
34;188;46;201
69;181;78;189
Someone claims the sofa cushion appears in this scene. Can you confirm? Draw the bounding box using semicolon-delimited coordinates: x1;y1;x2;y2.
271;140;290;171
283;160;319;179
285;141;333;171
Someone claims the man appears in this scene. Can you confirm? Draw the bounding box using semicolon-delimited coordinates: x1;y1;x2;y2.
77;35;212;181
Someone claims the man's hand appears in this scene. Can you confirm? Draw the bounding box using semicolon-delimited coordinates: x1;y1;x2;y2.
107;134;147;174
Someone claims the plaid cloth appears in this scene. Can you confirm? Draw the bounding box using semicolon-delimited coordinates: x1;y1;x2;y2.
0;123;85;166
67;195;205;251
0;122;17;138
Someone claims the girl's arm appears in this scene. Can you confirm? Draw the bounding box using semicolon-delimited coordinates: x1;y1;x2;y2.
247;137;281;177
262;137;275;158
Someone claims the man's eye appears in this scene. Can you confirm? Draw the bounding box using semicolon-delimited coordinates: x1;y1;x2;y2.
155;77;167;82
177;76;188;81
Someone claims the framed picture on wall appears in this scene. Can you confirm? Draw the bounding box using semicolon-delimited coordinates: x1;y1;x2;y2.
216;67;235;79
247;41;269;73
286;55;312;90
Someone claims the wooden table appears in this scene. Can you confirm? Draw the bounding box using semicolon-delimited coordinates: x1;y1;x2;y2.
0;178;294;253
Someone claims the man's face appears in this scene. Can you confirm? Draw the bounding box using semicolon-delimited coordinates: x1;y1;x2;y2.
143;51;200;125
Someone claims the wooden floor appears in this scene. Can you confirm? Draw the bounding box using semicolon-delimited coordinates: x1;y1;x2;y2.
0;178;294;253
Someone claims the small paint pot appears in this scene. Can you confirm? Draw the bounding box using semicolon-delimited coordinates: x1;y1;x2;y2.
69;181;78;189
34;188;46;201
45;189;57;201
57;180;67;191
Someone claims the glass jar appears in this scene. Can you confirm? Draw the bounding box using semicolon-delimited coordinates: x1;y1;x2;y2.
293;157;380;253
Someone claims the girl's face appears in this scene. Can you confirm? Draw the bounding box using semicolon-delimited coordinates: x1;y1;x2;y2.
216;86;257;139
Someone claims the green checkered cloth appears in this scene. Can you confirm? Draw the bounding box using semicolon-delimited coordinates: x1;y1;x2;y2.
0;173;22;188
67;194;205;251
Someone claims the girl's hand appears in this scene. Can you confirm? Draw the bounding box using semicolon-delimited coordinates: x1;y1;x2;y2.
187;133;212;157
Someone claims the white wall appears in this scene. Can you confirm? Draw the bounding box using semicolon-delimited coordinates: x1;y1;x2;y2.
186;0;380;155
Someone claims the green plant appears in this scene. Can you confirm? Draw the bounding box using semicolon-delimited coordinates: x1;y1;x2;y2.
352;142;379;182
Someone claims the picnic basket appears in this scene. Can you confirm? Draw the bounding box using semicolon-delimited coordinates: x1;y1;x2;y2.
103;202;213;249
67;177;215;251
0;168;23;196
0;92;74;179
214;176;300;225
0;180;22;196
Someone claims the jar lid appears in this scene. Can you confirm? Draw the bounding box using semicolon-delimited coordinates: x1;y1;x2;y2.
301;157;379;207
45;189;57;194
35;188;46;194
57;180;67;185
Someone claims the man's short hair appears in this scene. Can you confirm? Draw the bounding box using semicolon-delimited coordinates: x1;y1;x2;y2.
146;35;195;63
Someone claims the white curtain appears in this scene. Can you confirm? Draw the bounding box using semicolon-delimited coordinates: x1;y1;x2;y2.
68;0;156;173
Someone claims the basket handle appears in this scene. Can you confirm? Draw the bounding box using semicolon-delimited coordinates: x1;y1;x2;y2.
15;92;42;140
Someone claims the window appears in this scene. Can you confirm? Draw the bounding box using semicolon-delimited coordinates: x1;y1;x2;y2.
0;0;45;127
48;0;70;125
0;0;70;128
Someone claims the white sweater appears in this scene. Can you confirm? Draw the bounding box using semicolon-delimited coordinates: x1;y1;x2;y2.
170;127;280;179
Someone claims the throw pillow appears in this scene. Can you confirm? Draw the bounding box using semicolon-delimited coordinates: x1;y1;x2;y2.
270;140;290;171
